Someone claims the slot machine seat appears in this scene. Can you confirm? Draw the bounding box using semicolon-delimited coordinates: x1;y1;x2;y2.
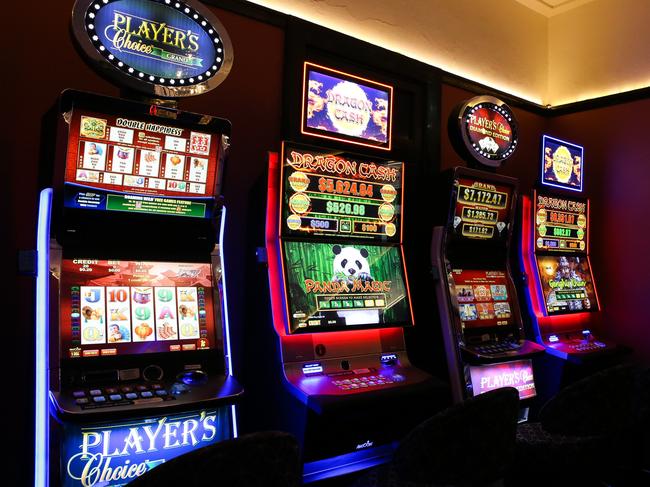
511;364;648;486
351;387;520;487
128;431;301;487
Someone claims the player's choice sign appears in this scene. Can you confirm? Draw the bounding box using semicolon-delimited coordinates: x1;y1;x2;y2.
72;0;233;97
452;96;518;168
62;408;230;487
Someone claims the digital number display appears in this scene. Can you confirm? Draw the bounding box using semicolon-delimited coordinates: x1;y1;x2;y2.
534;192;588;253
451;178;514;241
280;142;402;242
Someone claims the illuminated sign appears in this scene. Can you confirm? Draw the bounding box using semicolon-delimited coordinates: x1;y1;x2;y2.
302;62;392;151
534;191;588;253
453;96;518;168
451;177;514;242
280;143;403;243
469;360;536;399
541;135;584;192
61;408;231;486
72;0;233;97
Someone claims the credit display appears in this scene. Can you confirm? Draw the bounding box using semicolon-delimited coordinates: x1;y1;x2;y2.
541;135;584;192
280;143;402;242
535;193;588;253
64;109;221;218
536;255;598;315
302;62;392;150
60;259;218;358
450;177;513;241
282;241;412;333
451;269;514;330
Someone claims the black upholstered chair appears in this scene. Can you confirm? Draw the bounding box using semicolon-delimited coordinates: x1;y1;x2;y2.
128;430;301;487
511;364;648;487
352;387;520;487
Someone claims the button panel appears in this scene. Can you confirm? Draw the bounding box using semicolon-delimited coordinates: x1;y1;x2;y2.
572;342;607;352
474;342;521;355
69;383;173;409
331;374;397;390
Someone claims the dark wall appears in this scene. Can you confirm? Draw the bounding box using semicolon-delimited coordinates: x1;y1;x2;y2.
6;1;649;484
550;101;650;365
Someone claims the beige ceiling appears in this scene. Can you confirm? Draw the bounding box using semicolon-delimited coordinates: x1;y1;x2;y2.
515;0;598;17
245;0;650;106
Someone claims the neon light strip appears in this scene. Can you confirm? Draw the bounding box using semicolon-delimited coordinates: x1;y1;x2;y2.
218;206;238;438
35;188;53;487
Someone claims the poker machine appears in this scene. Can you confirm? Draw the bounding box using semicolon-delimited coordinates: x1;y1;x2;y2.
518;135;628;389
34;2;242;486
431;96;545;416
263;60;444;482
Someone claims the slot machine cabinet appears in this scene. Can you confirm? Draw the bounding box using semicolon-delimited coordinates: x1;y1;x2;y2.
430;97;545;416
432;167;544;410
517;135;629;393
36;90;243;487
265;141;445;482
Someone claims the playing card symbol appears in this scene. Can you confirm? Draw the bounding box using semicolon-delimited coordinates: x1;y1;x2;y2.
453;216;462;228
497;222;506;233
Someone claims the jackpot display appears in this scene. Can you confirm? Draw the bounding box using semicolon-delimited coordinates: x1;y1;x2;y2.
302;62;392;150
60;260;218;358
282;241;411;332
281;143;402;242
541;135;584;192
535;192;588;253
450;177;514;241
536;255;598;315
64;108;221;218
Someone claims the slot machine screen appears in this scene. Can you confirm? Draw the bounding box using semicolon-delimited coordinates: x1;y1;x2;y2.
451;269;515;330
536;255;599;315
541;135;584;192
280;143;402;243
282;241;412;333
301;62;392;150
60;259;219;359
63;108;221;218
534;192;588;253
449;177;514;242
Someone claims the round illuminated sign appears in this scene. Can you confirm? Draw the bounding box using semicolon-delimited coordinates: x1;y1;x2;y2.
452;96;518;168
72;0;233;97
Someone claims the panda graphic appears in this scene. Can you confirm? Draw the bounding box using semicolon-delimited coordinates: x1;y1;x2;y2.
331;245;381;325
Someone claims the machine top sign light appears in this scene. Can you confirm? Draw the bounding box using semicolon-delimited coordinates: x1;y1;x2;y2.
72;0;233;97
453;95;518;168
